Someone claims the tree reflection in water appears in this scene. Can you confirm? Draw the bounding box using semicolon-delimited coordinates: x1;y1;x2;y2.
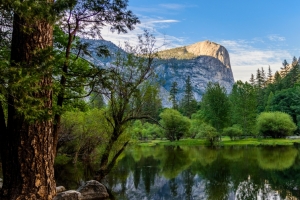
55;145;300;199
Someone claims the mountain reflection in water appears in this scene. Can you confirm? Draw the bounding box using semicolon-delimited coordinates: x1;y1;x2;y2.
56;145;300;200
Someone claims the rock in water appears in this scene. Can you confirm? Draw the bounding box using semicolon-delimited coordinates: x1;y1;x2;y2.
53;190;82;200
77;180;109;200
56;186;66;193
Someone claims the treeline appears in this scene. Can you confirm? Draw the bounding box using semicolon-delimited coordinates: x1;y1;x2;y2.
127;57;300;144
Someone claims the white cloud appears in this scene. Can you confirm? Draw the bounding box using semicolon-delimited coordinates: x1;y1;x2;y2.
150;19;179;23
219;40;292;82
268;34;286;42
159;4;186;10
99;17;185;50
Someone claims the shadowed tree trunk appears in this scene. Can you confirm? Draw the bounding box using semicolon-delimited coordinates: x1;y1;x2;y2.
0;8;56;200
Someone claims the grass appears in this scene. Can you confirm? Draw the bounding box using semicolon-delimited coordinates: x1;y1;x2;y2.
135;137;300;147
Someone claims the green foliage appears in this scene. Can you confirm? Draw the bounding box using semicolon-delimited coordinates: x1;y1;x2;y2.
179;76;198;118
195;123;219;146
89;92;105;109
58;109;112;163
256;112;297;138
160;109;191;141
54;154;72;166
223;125;243;140
169;81;178;109
229;81;257;135
131;120;163;140
200;82;230;132
269;87;300;132
265;91;274;111
137;82;162;121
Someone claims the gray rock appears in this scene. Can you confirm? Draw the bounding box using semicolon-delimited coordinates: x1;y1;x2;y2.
53;190;82;200
56;186;66;193
77;180;109;200
156;55;234;104
0;178;3;189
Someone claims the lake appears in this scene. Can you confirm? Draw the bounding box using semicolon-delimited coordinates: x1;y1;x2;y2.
55;145;300;200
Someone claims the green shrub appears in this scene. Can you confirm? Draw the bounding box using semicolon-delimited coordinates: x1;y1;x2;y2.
256;112;297;138
195;123;219;146
160;109;191;141
223;125;243;140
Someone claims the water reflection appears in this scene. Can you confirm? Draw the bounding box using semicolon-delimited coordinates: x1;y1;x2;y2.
55;145;300;199
107;145;300;199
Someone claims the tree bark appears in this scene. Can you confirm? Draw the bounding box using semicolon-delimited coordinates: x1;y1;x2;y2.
0;10;56;200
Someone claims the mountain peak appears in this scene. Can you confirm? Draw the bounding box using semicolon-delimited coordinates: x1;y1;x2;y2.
158;40;231;69
185;40;231;68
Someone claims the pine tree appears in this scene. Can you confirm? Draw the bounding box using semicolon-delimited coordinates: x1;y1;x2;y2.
249;74;255;86
281;59;289;77
169;81;178;109
261;67;266;87
267;65;273;84
273;71;282;91
292;56;298;67
180;76;197;118
255;69;262;88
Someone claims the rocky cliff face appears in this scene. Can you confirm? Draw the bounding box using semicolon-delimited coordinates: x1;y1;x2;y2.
186;40;231;69
157;40;234;106
82;39;235;107
156;55;234;105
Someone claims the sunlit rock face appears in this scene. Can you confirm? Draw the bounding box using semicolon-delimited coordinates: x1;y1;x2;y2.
83;39;235;106
157;40;234;104
186;40;231;69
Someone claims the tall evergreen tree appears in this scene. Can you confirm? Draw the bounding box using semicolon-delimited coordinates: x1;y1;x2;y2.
180;76;197;118
292;56;298;67
0;1;56;198
281;59;289;77
169;81;178;109
261;67;266;87
273;71;283;91
267;65;273;84
249;73;255;86
255;68;265;112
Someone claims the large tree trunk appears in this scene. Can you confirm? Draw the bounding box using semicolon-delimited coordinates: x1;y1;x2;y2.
0;9;56;200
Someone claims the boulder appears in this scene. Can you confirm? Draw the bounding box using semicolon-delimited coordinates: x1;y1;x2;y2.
53;190;82;200
77;180;109;200
56;186;66;193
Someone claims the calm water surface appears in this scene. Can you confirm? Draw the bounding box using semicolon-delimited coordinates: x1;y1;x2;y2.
55;145;300;200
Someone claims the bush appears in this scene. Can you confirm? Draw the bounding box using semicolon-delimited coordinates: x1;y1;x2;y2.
131;121;163;140
223;125;243;140
160;109;191;141
195;123;219;146
256;112;297;138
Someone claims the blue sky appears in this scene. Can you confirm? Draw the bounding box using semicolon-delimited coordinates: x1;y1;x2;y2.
100;0;300;82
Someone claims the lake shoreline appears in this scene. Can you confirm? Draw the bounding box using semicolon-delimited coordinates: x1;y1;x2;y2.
135;137;300;147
